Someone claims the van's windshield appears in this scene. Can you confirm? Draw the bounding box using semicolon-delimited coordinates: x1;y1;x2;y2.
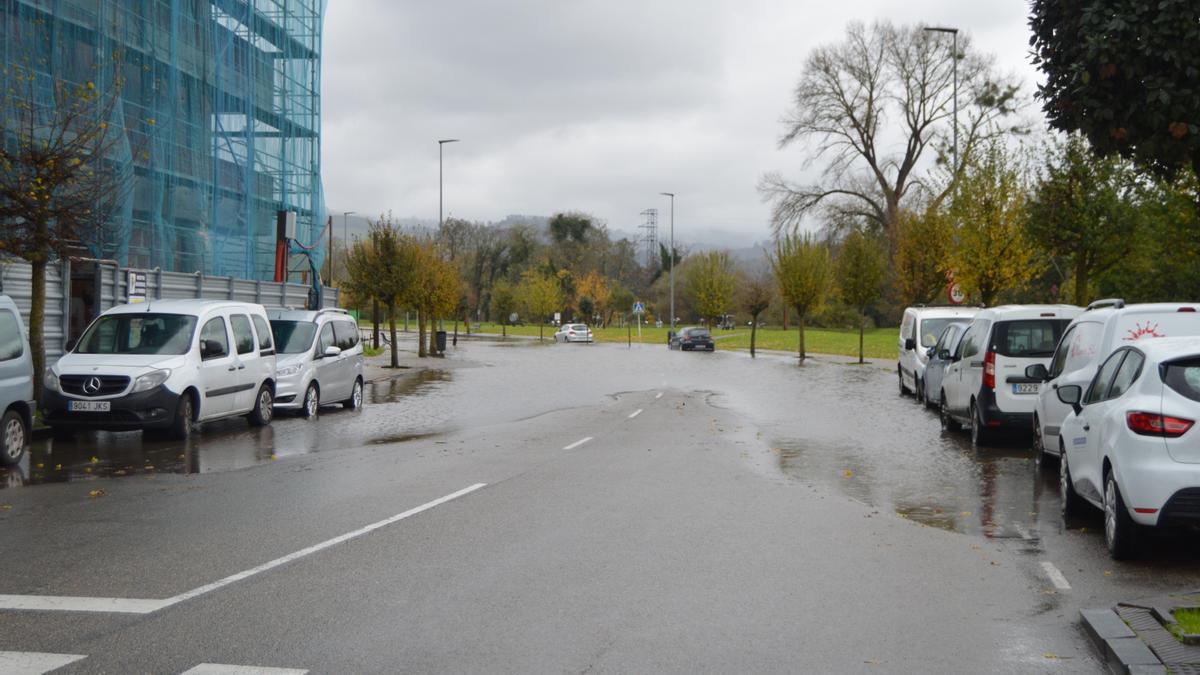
76;313;197;355
271;320;318;354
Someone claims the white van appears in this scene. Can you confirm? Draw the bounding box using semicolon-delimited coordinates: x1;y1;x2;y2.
42;299;277;439
1028;299;1200;464
898;305;980;403
938;304;1082;445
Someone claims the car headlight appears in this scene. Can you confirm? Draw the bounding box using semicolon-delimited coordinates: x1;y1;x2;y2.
277;363;303;378
132;369;171;393
44;369;59;393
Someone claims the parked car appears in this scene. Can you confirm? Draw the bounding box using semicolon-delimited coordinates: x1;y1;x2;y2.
42;299;277;439
1057;337;1200;559
921;321;972;408
1026;300;1200;466
669;327;715;351
268;308;365;417
553;323;593;343
938;304;1083;445
0;295;34;466
898;305;980;403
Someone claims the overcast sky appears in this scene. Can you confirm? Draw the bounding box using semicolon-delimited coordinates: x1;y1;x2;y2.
321;1;1041;247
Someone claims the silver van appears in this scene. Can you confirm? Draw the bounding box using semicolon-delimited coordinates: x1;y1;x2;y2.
267;308;364;417
0;295;34;465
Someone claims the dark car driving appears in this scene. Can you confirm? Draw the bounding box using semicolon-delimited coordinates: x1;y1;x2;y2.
669;327;715;351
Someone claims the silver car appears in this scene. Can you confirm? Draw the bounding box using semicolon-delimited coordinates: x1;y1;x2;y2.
268;308;365;417
0;295;34;465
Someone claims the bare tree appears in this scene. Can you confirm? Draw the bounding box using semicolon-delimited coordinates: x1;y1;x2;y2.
759;21;1020;244
0;58;141;399
739;275;774;358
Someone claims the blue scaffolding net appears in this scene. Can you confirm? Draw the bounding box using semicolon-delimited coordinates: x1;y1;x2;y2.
0;0;326;281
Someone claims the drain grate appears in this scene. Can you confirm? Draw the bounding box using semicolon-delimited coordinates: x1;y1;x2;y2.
1118;605;1200;667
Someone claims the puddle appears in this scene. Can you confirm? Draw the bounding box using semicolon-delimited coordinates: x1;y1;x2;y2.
367;432;438;446
368;369;451;404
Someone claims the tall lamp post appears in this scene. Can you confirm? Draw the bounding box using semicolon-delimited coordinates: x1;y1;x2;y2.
659;192;675;330
437;139;459;336
924;26;959;168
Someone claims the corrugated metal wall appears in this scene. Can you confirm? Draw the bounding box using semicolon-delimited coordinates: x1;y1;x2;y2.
0;257;338;362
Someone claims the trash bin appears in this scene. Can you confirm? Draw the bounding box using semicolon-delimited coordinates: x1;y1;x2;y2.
435;330;448;353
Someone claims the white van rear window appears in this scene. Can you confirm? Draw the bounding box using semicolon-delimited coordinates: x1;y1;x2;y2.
991;320;1070;358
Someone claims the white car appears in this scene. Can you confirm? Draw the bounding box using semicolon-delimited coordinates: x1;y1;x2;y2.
554;323;593;343
898;305;979;404
42;299;277;439
1028;300;1200;465
1057;337;1200;559
938;304;1082;445
268;308;365;417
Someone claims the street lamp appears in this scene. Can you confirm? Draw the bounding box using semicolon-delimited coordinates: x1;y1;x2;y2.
338;211;355;284
924;26;959;169
659;192;675;330
438;139;460;236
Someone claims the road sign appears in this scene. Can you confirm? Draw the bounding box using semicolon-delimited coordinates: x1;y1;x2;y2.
127;270;148;304
948;282;965;305
632;301;645;315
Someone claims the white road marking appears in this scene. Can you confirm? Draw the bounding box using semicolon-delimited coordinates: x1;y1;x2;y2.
0;651;87;674
0;483;487;615
655;392;663;400
1041;561;1071;590
562;437;593;451
180;665;307;675
628;409;643;419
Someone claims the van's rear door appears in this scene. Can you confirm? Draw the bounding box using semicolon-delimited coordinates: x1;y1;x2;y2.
991;318;1071;414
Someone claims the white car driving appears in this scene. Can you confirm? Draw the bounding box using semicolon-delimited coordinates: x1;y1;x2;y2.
1028;300;1200;466
1057;337;1200;559
554;323;593;343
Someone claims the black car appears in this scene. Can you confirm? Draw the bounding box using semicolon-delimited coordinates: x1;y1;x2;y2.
669;327;715;351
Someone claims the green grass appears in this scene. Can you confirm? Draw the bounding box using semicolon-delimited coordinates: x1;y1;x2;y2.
461;322;896;360
1172;608;1200;637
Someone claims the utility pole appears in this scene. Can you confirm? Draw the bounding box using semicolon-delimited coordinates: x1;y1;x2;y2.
659;192;675;330
437;139;459;338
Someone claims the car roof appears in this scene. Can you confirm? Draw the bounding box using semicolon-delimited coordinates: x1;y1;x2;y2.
101;299;266;316
906;306;980;320
1131;336;1200;362
1071;302;1200;324
266;307;351;322
973;304;1082;321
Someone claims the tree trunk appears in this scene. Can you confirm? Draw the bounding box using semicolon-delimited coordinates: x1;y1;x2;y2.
782;304;789;331
29;259;47;401
798;311;807;363
1073;256;1090;307
417;311;427;358
750;316;758;358
858;318;865;365
539;322;544;342
428;317;438;355
388;301;399;368
502;321;506;337
372;298;380;349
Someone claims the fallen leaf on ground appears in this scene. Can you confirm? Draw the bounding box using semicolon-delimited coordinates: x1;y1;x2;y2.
87;490;105;498
90;456;98;464
843;469;854;478
1043;653;1059;660
1;504;11;510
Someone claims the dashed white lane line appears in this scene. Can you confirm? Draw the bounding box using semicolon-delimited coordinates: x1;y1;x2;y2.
0;651;87;674
628;409;643;419
181;665;308;675
0;484;487;615
1041;561;1072;590
655;392;663;400
562;437;593;451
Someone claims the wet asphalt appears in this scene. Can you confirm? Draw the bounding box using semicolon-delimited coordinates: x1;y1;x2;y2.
0;334;1195;672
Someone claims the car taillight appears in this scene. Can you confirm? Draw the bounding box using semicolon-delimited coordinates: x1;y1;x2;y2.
1181;307;1197;312
1127;411;1194;437
983;350;996;389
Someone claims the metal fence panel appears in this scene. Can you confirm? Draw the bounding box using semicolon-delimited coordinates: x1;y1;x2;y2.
0;259;68;360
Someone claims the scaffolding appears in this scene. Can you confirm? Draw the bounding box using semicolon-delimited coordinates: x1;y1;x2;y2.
0;0;326;281
639;208;658;268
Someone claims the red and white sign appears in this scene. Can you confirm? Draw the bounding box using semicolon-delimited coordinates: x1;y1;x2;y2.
948;282;965;305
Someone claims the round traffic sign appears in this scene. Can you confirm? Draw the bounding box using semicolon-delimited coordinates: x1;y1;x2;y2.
948;282;965;305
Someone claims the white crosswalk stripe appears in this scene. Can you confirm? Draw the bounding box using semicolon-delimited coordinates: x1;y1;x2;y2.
179;666;308;675
0;651;86;675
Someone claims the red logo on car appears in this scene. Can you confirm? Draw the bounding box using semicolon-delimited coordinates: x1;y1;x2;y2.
1123;322;1165;341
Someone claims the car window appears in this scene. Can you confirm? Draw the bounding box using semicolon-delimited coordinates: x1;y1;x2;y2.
251;315;274;351
333;321;359;350
317;323;336;352
933;325;958;356
961;321;990;359
78;313;197;355
990;319;1070;358
1106;350;1144;400
0;309;23;361
1048;326;1075;378
1163;357;1200;403
1086;350;1126;404
954;326;974;359
919;319;958;348
230;314;255;355
200;317;230;360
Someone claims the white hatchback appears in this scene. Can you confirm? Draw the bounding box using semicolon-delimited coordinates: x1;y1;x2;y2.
1028;300;1200;465
554;323;593;343
1057;337;1200;559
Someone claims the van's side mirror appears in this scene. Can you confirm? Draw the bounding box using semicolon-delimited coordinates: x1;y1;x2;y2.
1057;384;1083;415
1025;364;1050;382
938;349;951;361
200;339;221;359
905;338;916;351
323;345;342;358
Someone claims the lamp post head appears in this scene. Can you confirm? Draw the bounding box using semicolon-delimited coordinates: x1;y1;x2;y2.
660;192;674;198
923;26;958;34
343;211;356;217
438;138;460;145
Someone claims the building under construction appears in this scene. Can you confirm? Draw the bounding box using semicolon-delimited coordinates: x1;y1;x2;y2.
0;0;326;280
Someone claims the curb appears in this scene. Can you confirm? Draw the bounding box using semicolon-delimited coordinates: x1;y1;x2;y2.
1080;608;1167;674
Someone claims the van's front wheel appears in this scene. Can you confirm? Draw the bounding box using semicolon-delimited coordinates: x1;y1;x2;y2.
343;378;363;411
248;385;274;427
168;393;195;441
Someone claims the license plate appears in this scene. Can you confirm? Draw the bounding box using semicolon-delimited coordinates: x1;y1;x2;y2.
1012;383;1039;395
68;400;111;412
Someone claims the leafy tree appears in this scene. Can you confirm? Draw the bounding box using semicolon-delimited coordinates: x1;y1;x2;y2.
575;271;612;325
836;229;887;363
1025;134;1137;305
894;207;952;306
739;276;774;358
946;141;1039;306
685;251;737;326
1030;0;1200;178
343;214;417;366
519;270;563;341
409;242;462;357
609;284;635;326
771;233;831;362
760;21;1019;242
489;279;517;337
0;62;140;398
